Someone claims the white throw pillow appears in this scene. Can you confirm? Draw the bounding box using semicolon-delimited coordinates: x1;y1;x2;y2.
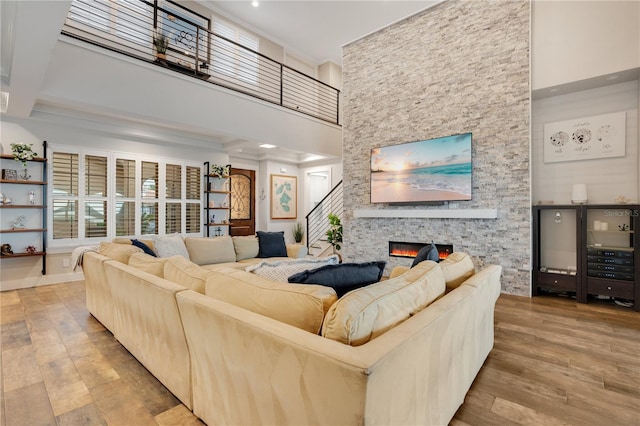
245;255;339;282
153;234;190;259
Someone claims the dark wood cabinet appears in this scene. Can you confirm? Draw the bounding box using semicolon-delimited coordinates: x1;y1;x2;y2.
533;204;639;311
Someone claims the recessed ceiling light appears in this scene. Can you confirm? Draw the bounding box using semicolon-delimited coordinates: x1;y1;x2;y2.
252;1;259;7
605;74;619;81
259;144;276;149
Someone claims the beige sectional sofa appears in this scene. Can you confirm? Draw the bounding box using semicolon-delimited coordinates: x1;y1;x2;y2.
83;235;501;425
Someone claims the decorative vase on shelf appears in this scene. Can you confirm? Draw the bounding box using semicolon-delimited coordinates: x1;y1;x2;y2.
571;184;587;204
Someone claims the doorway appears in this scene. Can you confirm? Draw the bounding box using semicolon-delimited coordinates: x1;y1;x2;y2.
229;168;255;236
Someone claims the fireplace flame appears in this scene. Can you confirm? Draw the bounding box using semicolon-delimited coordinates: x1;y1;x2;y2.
389;247;451;259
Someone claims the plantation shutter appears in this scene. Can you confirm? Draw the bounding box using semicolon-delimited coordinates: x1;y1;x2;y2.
52;152;79;239
85;155;108;238
165;164;182;234
186;166;201;233
115;158;136;236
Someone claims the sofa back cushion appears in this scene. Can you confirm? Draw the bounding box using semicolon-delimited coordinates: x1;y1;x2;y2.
205;267;338;334
439;252;475;289
321;260;445;346
232;236;260;261
128;252;169;277
184;236;236;265
98;242;142;264
164;256;211;294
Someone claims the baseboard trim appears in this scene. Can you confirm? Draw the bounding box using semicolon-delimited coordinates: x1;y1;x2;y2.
0;271;85;291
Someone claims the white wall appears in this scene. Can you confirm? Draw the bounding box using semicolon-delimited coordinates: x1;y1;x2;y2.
532;1;640;90
0;114;230;289
532;80;639;204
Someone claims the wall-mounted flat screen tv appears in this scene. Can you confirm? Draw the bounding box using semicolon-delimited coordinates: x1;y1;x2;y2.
370;133;472;203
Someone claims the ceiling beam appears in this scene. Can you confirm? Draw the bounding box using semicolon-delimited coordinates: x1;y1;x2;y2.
5;0;72;117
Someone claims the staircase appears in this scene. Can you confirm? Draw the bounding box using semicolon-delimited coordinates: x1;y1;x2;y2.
306;180;343;257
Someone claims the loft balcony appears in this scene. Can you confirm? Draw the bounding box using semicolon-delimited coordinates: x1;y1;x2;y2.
61;0;341;126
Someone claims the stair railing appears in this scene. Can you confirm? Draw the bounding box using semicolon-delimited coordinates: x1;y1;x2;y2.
306;180;343;255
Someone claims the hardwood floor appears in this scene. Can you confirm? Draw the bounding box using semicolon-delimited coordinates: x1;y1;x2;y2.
1;281;639;425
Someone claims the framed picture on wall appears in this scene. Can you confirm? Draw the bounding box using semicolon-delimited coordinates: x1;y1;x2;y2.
270;174;297;219
543;111;626;163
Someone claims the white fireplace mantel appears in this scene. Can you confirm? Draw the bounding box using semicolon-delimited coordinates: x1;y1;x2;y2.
353;208;498;219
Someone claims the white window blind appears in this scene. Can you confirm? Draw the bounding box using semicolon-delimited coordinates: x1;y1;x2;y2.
49;146;202;245
52;152;79;239
212;20;258;85
85;155;108;238
115;158;136;236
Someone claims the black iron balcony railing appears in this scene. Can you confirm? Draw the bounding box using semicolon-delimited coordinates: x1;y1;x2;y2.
62;0;340;125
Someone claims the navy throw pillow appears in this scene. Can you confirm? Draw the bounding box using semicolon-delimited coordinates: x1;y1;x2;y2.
131;239;157;257
288;261;386;298
256;231;287;258
411;241;439;267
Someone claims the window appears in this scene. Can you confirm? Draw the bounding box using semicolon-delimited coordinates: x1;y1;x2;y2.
52;152;79;239
115;158;136;236
67;0;153;49
49;145;202;246
85;155;108;238
165;163;181;234
185;166;201;233
212;20;259;85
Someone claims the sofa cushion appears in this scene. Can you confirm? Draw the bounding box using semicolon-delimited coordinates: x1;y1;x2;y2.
256;231;287;258
246;255;339;282
439;252;475;289
98;242;142;264
321;260;445;346
164;256;210;293
232;236;260;261
128;252;169;277
288;261;386;298
184;236;236;265
205;266;338;334
411;242;439;267
154;234;190;259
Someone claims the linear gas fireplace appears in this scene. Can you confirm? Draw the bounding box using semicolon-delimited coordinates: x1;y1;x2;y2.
389;241;453;260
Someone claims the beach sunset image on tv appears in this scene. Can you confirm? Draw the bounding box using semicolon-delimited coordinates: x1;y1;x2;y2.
370;133;472;203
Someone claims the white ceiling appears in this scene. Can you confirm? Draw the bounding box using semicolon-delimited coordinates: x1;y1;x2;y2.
1;0;438;163
202;0;438;65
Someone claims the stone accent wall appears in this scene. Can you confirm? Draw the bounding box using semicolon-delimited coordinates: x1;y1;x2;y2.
342;0;531;295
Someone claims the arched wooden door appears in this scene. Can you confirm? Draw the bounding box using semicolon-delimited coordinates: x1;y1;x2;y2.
229;168;255;236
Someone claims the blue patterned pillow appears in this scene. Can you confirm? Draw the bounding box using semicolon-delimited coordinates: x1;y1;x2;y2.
131;239;157;257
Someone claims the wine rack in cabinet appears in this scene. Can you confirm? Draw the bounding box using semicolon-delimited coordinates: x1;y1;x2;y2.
0;141;48;274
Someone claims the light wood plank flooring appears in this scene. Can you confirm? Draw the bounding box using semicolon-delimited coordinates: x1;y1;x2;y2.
1;281;639;425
